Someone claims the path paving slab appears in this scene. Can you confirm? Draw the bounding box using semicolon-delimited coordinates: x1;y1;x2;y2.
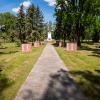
15;44;85;100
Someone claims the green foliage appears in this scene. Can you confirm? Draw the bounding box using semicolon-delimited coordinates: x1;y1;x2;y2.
0;3;45;43
84;17;100;41
54;0;100;46
26;4;44;42
0;12;16;32
16;4;26;43
92;17;100;42
84;26;94;40
0;12;16;43
43;21;56;39
0;32;8;43
15;39;21;47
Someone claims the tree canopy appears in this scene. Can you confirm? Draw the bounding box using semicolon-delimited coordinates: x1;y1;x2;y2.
0;3;45;43
16;4;44;43
54;0;100;46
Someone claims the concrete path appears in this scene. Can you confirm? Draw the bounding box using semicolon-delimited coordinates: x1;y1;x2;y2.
15;44;85;100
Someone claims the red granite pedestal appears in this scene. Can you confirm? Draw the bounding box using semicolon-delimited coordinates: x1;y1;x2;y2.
66;42;77;52
34;42;40;47
22;43;32;53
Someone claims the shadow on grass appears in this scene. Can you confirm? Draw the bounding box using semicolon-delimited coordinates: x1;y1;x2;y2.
82;41;94;45
95;70;100;73
42;69;85;100
88;54;100;58
0;47;8;49
70;70;100;100
0;51;18;54
80;45;100;58
0;73;14;99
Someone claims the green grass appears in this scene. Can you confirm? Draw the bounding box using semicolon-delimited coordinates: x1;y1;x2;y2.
0;43;46;100
54;42;100;100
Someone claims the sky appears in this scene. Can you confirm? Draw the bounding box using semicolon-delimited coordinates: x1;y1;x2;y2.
0;0;56;22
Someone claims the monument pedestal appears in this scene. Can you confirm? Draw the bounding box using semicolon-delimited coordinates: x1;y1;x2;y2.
34;42;40;47
47;38;52;41
66;42;77;52
22;43;32;53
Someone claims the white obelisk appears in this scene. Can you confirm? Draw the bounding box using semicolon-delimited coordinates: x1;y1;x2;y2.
47;31;52;41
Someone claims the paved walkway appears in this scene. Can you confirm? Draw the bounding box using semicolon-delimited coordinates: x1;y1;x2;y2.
15;44;85;100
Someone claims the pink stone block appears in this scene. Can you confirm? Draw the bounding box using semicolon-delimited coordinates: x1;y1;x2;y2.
34;42;40;47
22;43;32;53
59;41;62;47
59;41;65;47
66;42;77;52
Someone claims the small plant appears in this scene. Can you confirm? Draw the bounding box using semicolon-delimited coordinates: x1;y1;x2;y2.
15;40;21;47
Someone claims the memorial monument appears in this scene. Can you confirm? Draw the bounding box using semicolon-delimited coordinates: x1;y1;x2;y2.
47;31;52;41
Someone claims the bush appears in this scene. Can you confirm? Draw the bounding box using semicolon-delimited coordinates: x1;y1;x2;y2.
15;40;21;47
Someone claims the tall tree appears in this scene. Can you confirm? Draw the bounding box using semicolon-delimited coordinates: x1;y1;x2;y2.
26;4;35;42
34;6;44;41
54;0;100;46
54;0;68;43
16;4;26;43
26;4;44;42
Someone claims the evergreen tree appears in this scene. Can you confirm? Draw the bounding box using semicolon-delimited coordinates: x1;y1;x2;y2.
34;6;44;41
16;4;26;43
26;4;44;42
26;4;35;42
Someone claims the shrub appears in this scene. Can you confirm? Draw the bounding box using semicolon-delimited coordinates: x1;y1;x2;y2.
15;40;21;47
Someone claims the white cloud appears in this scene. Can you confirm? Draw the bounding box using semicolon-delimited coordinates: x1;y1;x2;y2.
12;7;20;13
44;0;56;6
21;0;31;7
12;0;31;13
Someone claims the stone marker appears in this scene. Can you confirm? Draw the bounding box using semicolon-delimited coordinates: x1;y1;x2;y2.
22;43;32;53
66;42;77;52
34;42;40;47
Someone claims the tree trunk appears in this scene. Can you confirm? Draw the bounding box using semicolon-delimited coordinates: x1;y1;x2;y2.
92;29;99;42
11;36;14;42
76;23;81;47
77;37;81;47
75;23;84;47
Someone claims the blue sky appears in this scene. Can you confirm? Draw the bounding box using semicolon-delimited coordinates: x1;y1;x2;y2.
0;0;56;22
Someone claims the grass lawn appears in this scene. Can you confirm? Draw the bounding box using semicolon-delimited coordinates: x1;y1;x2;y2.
54;42;100;100
0;42;46;100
